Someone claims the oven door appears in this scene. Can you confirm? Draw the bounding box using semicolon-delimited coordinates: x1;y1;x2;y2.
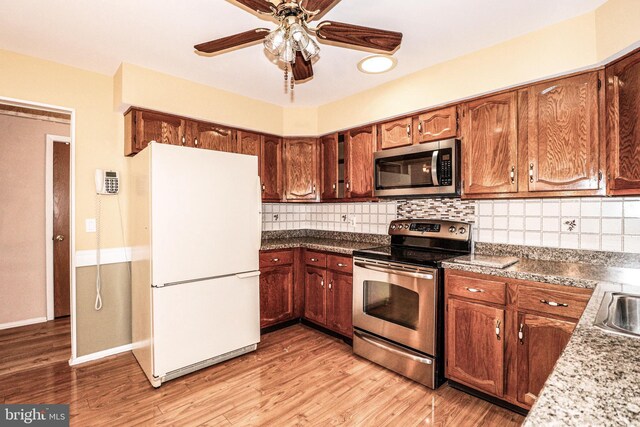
373;138;459;197
353;258;437;355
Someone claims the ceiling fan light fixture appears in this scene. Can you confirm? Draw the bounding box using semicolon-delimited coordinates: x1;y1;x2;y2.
300;37;320;61
357;54;398;74
264;26;286;55
278;38;296;63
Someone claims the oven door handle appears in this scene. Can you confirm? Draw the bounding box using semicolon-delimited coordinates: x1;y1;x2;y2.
431;149;440;186
354;330;433;365
354;261;434;280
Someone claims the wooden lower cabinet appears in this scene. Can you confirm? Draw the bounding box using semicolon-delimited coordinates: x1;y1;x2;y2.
445;270;591;410
516;313;575;406
446;299;505;397
304;251;353;337
259;250;296;328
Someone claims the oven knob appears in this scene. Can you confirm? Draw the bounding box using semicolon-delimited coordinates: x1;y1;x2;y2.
459;227;466;234
449;226;457;233
404;224;410;229
390;224;396;230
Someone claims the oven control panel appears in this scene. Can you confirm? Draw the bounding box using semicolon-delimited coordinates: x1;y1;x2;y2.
389;219;471;241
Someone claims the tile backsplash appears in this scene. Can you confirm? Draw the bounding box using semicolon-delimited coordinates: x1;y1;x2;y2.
475;197;640;253
262;196;640;254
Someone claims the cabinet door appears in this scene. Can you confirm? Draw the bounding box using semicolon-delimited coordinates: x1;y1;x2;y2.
304;266;326;325
527;72;600;192
320;133;338;200
237;131;262;176
283;138;319;201
345;126;375;199
380;117;412;150
606;51;640;194
260;136;283;201
191;121;234;151
461;92;518;195
126;110;185;155
517;313;575;407
446;298;505;397
414;106;458;143
326;270;353;337
259;266;294;328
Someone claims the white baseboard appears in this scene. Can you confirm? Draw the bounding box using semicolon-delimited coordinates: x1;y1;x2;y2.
0;317;47;330
75;247;131;267
69;343;133;366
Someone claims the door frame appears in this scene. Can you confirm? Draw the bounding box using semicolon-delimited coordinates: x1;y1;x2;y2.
0;96;77;361
46;134;71;320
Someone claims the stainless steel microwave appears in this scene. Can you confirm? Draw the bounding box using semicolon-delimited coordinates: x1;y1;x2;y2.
374;138;460;198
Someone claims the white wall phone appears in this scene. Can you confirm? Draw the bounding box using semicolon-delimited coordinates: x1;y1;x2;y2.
95;169;119;195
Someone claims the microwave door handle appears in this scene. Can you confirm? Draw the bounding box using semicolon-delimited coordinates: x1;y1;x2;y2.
431;150;440;186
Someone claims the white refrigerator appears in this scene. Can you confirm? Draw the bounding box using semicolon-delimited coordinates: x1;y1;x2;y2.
130;142;261;387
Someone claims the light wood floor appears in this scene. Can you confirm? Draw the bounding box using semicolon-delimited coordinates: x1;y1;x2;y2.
0;318;523;426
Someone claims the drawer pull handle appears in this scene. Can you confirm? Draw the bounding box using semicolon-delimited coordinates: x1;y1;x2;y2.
310;258;318;262
540;299;568;307
465;287;485;293
495;320;501;340
271;258;280;262
337;263;347;267
518;323;524;345
328;281;333;290
321;279;324;288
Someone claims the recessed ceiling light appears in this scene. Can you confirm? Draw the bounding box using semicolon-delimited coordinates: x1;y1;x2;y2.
357;55;397;74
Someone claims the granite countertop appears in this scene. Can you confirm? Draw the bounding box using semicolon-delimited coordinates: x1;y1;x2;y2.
524;281;640;426
442;245;640;426
261;236;380;255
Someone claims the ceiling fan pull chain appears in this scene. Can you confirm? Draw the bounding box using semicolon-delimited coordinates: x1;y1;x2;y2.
284;66;289;94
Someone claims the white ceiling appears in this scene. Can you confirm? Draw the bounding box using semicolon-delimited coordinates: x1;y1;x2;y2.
0;0;607;107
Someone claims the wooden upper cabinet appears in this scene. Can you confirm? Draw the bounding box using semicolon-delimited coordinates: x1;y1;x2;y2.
414;106;458;143
606;50;640;195
446;298;505;397
461;92;519;195
527;72;601;192
380;117;413;150
345;126;376;199
283;138;319;201
189;121;234;151
320;133;339;200
517;313;575;407
125;109;185;155
237;131;262;176
261;135;283;201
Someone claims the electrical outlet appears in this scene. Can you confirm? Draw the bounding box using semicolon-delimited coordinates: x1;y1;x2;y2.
85;218;96;233
350;216;357;227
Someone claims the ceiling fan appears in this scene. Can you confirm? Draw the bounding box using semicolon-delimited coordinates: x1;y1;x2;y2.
194;0;403;87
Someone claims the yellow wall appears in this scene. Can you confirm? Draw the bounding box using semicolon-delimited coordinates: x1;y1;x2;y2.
316;11;598;134
595;0;640;61
282;106;319;136
116;63;284;135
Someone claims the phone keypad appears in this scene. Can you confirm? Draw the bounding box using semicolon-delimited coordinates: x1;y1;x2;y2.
105;177;119;194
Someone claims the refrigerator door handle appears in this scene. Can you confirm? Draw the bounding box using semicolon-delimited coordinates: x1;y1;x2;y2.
236;271;261;279
256;178;262;248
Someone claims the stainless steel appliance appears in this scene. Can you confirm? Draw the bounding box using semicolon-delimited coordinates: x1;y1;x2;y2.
374;138;460;197
352;219;471;388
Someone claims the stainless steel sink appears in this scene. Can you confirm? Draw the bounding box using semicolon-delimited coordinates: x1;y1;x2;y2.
594;292;640;338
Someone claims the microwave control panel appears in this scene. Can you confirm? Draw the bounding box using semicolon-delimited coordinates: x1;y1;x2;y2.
439;151;453;186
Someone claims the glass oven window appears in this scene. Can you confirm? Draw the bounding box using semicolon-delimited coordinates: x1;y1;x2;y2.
363;280;419;330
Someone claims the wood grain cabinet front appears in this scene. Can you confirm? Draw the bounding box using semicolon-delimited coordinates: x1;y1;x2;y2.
259;249;295;328
304;266;327;325
345;126;375;199
326;270;353;338
413;106;458;143
283;138;319;202
380;117;413;150
261;135;284;202
125;109;186;156
445;270;592;410
606;49;640;195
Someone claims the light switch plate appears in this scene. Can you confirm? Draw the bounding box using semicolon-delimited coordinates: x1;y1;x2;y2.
85;218;96;233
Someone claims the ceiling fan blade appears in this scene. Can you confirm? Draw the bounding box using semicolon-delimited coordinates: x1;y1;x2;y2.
292;52;314;82
316;21;403;52
304;0;341;20
194;28;270;54
233;0;274;14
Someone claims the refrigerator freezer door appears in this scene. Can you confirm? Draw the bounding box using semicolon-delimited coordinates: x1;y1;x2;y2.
150;143;261;285
152;273;260;377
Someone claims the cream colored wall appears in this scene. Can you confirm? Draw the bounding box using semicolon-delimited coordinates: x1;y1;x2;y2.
595;0;640;61
116;63;284;135
282;107;319;136
316;11;599;134
0;115;70;325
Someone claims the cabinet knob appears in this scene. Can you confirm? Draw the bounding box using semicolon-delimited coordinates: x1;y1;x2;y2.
510;166;515;185
310;258;318;262
465;287;484;293
495;320;501;340
313;184;316;194
418;122;423;134
262;184;266;192
337;263;347;268
332;183;336;190
529;163;534;183
406;124;411;137
328;281;333;290
271;258;279;262
194;138;198;147
540;299;568;308
346;181;350;190
182;136;186;146
518;323;524;345
321;279;324;288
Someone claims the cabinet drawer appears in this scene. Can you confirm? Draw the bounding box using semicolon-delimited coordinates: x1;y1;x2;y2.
327;254;352;273
305;251;327;268
447;274;506;305
259;250;293;267
517;286;589;320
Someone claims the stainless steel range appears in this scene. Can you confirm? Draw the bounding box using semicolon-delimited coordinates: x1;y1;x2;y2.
352;219;472;389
